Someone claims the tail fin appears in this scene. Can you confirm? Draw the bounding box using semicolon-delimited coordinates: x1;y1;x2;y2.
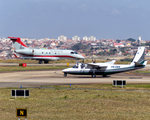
130;47;145;65
8;37;27;50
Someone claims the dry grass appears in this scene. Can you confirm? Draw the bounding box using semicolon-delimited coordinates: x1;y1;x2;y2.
0;59;131;64
1;85;150;120
0;66;68;72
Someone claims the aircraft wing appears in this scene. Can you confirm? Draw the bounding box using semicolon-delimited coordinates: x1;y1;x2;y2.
87;63;107;69
105;60;116;64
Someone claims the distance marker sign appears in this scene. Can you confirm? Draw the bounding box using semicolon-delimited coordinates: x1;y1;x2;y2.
16;108;27;117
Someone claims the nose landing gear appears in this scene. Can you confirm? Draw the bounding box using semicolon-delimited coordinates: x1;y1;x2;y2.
64;73;67;77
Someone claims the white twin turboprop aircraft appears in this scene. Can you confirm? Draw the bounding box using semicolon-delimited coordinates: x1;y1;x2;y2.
62;47;147;77
8;37;84;64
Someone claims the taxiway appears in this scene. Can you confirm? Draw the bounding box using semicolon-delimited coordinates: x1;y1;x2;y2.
0;66;149;87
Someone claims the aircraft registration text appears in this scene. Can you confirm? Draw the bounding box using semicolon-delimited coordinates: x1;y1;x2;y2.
111;66;120;68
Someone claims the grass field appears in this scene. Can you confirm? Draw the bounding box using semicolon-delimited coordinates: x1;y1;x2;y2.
0;58;149;119
1;84;150;120
0;66;68;72
0;59;131;72
0;59;133;64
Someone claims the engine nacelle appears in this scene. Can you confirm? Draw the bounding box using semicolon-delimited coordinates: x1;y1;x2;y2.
15;49;34;55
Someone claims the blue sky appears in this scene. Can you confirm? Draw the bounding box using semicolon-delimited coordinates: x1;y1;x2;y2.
0;0;150;40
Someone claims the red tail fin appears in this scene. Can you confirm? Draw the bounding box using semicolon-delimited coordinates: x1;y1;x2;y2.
8;37;27;48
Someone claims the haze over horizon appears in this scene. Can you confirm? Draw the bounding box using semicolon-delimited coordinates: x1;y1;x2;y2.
1;0;150;40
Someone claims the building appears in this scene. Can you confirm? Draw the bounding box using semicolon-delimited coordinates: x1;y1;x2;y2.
83;36;96;41
58;35;67;41
89;36;96;41
72;36;80;41
83;36;89;41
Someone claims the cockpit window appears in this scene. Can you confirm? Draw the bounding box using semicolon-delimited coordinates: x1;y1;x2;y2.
73;65;78;68
71;52;78;54
73;65;76;68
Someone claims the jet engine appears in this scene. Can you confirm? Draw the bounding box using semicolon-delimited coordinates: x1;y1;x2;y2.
15;49;34;55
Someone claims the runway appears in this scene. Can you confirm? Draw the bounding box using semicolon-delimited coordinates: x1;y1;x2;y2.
0;66;150;88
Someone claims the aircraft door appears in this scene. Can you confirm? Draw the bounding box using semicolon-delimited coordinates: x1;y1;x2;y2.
80;64;85;74
32;50;34;55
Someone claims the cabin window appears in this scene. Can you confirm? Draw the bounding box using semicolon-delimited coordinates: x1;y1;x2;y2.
46;52;48;54
42;52;44;54
49;52;51;54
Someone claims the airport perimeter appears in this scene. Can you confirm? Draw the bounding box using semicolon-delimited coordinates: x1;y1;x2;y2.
0;64;150;119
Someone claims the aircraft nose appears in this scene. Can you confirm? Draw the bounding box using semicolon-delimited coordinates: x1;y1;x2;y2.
62;69;67;73
78;55;85;59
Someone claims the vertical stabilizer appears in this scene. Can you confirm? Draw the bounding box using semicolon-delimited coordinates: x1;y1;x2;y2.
131;47;145;65
8;37;27;50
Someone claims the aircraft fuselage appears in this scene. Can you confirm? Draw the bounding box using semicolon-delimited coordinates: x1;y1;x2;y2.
15;49;84;61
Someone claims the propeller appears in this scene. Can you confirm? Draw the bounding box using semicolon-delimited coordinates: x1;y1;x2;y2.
92;56;96;63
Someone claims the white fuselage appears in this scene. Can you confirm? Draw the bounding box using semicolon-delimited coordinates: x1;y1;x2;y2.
15;49;84;60
62;63;144;76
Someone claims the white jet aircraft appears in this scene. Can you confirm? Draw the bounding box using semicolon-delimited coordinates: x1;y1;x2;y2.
8;37;84;64
62;47;147;77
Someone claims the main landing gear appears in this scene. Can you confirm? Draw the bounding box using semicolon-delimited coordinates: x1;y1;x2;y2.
103;75;107;77
38;60;43;64
38;60;49;64
91;74;96;78
44;61;49;64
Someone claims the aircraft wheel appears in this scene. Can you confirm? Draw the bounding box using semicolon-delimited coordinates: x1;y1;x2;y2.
44;61;49;64
38;60;43;64
91;74;96;78
64;73;67;77
103;75;107;77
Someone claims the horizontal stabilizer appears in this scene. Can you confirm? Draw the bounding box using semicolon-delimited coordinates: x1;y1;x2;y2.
8;37;27;49
8;37;19;40
134;60;147;66
134;62;143;66
13;53;19;58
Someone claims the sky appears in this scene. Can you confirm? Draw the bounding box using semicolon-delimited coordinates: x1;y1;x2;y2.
0;0;150;40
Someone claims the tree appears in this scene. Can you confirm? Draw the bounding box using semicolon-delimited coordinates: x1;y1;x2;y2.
71;43;89;51
146;42;150;47
127;38;136;42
